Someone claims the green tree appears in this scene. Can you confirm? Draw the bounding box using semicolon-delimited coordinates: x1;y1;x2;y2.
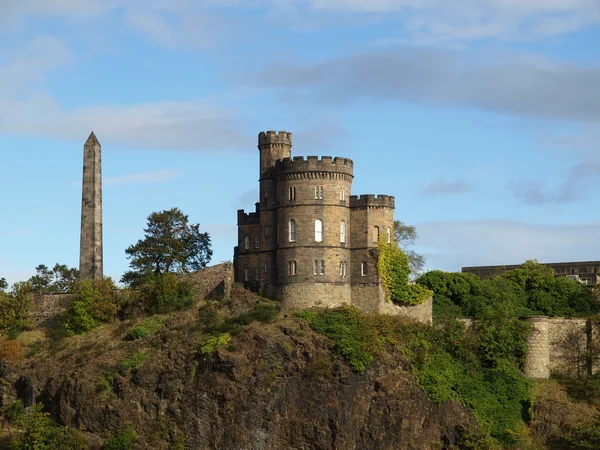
0;277;7;291
394;220;425;278
28;263;79;293
0;282;33;334
122;207;212;286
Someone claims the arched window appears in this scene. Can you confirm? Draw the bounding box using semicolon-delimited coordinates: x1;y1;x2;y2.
340;188;345;201
340;220;346;243
244;236;250;250
289;219;297;242
315;219;323;242
386;226;392;244
373;226;379;243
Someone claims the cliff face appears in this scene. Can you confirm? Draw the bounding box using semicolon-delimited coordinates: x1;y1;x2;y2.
0;304;474;449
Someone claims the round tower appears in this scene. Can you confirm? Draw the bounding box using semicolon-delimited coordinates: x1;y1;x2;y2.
274;156;354;309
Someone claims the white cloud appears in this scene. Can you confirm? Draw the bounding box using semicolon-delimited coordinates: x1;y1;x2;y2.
421;178;473;197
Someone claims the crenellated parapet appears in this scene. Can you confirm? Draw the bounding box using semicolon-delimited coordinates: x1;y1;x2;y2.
258;130;293;148
237;209;260;225
350;194;395;209
275;155;354;178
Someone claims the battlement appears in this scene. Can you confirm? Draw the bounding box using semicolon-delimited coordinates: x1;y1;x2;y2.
350;194;395;209
275;155;354;177
237;209;260;225
258;130;293;148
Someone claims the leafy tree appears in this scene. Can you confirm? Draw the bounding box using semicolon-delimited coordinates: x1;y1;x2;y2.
28;263;79;293
0;282;33;334
122;207;212;286
394;220;425;278
0;277;7;291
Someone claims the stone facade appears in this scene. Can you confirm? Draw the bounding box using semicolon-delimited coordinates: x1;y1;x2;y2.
79;132;103;281
462;261;600;286
233;130;431;323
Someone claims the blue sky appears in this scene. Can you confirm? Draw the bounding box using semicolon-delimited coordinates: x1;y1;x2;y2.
2;0;600;286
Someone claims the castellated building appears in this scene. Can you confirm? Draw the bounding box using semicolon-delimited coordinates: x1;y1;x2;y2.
234;131;431;320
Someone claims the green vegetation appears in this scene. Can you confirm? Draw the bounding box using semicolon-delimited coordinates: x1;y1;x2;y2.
296;306;533;446
62;278;123;335
118;352;149;374
125;315;167;340
103;424;138;450
4;402;88;450
377;240;431;306
137;273;194;314
198;333;232;357
393;220;425;279
27;263;79;294
417;260;598;319
121;207;212;287
0;282;33;335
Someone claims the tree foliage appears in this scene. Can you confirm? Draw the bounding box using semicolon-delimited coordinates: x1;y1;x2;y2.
0;282;33;335
417;260;597;319
122;208;212;287
62;278;123;335
0;277;7;291
28;263;79;293
394;220;425;279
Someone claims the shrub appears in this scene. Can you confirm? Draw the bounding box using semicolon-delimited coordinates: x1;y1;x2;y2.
125;316;167;340
104;424;138;450
118;352;148;374
198;333;231;357
139;273;194;314
4;400;26;426
62;278;123;335
0;340;24;362
0;283;33;335
8;404;67;450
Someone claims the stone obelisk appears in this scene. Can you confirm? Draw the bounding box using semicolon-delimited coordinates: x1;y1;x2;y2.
79;131;103;281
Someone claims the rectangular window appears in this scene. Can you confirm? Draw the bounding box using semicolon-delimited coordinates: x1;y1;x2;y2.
289;260;297;276
314;260;324;275
254;267;260;281
264;227;270;239
264;263;268;272
340;188;345;201
255;236;260;249
361;262;367;276
288;186;296;201
244;268;250;282
314;185;323;200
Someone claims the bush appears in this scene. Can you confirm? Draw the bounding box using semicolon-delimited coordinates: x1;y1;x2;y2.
4;400;26;426
0;340;24;362
118;352;148;374
198;333;231;357
139;273;194;314
0;283;33;335
125;315;167;340
8;404;69;450
62;278;123;335
104;424;138;450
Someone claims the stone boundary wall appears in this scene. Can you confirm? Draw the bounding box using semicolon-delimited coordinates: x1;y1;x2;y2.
183;262;234;300
457;316;597;379
30;293;73;327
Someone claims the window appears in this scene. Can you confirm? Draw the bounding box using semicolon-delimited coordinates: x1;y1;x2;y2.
255;236;260;249
264;190;269;203
244;268;250;281
254;267;260;281
315;219;323;242
340;188;345;201
288;186;296;201
289;219;297;242
264;263;268;272
244;236;250;250
361;262;367;276
288;260;297;276
386;227;392;244
264;227;270;238
340;220;346;243
313;260;324;276
314;185;323;200
373;226;380;243
339;261;347;277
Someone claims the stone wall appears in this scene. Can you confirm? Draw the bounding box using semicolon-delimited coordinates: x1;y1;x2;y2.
29;293;73;327
185;262;234;300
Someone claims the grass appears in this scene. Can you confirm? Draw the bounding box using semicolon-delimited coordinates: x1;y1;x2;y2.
125;315;167;340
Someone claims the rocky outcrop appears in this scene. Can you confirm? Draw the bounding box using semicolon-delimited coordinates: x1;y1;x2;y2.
1;308;474;449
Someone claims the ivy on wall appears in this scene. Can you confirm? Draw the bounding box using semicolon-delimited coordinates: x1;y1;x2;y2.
376;240;432;306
